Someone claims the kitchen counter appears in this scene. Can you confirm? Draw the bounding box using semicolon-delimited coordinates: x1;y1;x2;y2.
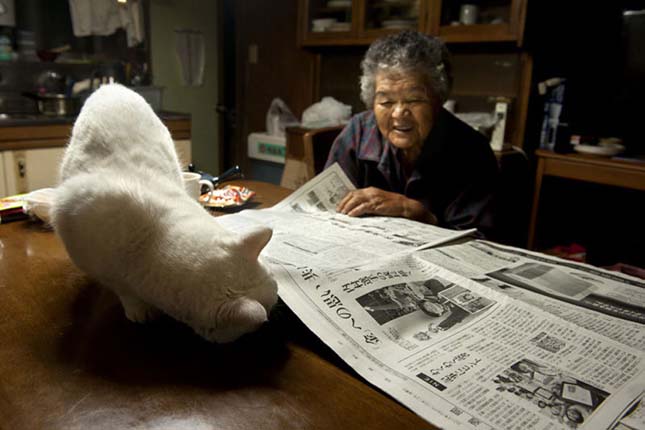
0;111;191;151
0;110;190;127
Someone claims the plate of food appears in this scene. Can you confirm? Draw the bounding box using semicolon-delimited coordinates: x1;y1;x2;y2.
199;185;255;208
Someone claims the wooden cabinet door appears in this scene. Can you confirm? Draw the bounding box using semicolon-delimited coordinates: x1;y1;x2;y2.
0;152;7;197
300;0;359;46
2;148;66;195
300;0;528;45
359;0;427;39
429;0;528;44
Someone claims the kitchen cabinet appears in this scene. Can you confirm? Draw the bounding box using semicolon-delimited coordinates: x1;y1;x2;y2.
299;0;527;46
430;0;527;44
0;140;191;196
0;156;7;198
0;116;191;196
300;0;426;46
1;147;66;195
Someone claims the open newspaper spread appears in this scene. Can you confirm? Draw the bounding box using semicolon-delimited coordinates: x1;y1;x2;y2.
218;163;645;430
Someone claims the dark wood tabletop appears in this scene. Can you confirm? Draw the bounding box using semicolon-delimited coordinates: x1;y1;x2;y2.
0;180;431;430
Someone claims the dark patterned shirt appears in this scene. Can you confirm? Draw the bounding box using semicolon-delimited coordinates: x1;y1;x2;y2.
325;108;499;237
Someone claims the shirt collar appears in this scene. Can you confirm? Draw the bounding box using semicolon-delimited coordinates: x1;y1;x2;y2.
355;110;424;190
356;111;384;163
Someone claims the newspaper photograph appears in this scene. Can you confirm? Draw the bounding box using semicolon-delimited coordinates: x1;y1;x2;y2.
215;165;644;429
418;241;645;351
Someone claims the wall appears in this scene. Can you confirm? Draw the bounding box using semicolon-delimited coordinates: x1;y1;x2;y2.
319;48;365;115
149;0;219;174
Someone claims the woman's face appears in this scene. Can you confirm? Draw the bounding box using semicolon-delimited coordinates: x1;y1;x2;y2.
373;71;436;160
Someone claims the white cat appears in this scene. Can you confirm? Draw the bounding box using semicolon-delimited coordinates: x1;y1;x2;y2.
52;84;278;343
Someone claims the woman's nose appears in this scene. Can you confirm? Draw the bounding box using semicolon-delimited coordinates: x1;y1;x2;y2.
392;102;410;118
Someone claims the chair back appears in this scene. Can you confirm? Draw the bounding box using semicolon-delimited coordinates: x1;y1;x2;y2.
280;125;344;189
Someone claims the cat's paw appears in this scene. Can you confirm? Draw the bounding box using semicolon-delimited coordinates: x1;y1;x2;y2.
118;294;161;323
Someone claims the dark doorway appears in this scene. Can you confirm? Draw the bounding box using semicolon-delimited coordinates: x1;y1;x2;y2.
219;0;317;181
216;0;237;174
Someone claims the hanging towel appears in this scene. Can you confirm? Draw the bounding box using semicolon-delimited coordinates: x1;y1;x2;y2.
68;0;144;47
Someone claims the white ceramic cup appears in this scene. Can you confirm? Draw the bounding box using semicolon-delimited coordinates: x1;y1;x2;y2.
459;4;479;25
182;172;214;202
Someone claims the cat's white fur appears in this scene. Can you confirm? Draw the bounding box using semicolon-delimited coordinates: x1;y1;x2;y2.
52;84;277;343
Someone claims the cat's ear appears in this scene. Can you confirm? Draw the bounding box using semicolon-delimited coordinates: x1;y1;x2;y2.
237;226;273;260
216;297;268;331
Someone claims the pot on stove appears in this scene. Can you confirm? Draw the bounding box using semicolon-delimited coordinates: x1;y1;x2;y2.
22;92;80;117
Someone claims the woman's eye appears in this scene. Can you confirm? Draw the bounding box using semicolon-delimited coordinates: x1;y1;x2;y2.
379;101;394;107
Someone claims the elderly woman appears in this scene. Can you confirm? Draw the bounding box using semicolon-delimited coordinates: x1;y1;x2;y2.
325;31;498;236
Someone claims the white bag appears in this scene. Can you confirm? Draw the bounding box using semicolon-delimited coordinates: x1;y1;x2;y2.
266;98;299;137
301;97;352;128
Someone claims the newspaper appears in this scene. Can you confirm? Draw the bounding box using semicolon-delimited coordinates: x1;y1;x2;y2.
417;241;645;351
217;165;645;430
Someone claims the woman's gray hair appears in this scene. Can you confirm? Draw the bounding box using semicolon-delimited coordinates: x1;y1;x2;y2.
359;31;453;108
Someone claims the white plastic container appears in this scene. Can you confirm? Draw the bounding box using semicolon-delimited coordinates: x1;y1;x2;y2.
247;132;286;164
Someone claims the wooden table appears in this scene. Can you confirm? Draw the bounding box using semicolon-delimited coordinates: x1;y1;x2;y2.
0;180;430;430
528;150;645;249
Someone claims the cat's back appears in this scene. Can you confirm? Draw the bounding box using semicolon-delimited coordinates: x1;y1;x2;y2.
59;84;182;184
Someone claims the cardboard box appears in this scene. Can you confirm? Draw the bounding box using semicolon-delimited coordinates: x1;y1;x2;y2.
247;132;286;164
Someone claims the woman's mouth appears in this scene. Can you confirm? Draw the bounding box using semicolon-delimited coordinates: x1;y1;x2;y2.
393;125;413;134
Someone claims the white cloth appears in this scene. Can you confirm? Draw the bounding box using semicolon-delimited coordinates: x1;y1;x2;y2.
68;0;144;47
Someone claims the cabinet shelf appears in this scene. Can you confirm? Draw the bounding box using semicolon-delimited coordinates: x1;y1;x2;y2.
438;23;519;43
316;6;352;12
300;0;525;46
450;90;518;99
369;1;416;7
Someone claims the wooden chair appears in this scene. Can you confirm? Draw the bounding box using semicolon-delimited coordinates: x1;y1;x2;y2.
280;125;344;189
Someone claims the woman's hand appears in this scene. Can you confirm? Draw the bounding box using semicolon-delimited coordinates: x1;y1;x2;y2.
337;187;437;224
